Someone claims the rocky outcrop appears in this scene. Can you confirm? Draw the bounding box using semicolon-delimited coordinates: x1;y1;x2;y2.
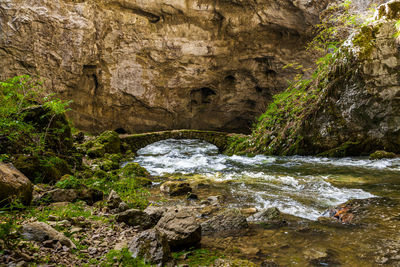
0;0;330;134
298;1;400;155
0;163;33;206
230;1;400;156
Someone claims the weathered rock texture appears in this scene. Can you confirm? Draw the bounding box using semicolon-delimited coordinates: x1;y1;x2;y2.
0;0;330;133
0;163;33;206
21;222;76;248
229;1;400;156
299;2;400;155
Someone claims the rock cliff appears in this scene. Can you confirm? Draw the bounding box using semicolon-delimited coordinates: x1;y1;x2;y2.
227;0;400;156
0;0;330;133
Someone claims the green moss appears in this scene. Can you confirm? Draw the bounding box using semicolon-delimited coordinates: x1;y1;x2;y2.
353;25;379;60
56;175;82;189
96;131;121;154
369;150;396;160
84;131;121;158
98;159;120;172
13;154;71;183
87;145;105;158
121;163;150;178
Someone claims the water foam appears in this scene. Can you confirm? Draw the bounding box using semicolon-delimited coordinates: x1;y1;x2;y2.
132;139;384;220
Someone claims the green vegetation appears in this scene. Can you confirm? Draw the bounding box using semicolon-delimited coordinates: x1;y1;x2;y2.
0;75;76;182
30;201;104;223
56;174;83;189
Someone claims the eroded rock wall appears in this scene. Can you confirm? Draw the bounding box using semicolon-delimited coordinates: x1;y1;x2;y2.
0;0;329;133
300;1;400;155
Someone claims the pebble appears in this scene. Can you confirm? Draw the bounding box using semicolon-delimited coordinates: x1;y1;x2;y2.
88;247;97;255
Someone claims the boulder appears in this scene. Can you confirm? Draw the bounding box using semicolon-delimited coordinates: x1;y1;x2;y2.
107;190;128;212
77;188;104;205
144;206;167;225
370;150;396;160
116;209;155;229
37;188;103;205
247;207;286;226
85;131;120;158
41;188;78;203
201;209;248;234
160;181;192;196
107;190;123;210
156;208;201;249
0;163;33;206
21;222;76;248
120;163;150;178
200;195;222;206
128;229;172;266
13;154;70;183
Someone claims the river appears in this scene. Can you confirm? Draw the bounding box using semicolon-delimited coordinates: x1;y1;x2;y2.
132;139;400;266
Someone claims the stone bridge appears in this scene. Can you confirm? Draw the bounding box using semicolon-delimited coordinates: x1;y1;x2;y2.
120;130;243;153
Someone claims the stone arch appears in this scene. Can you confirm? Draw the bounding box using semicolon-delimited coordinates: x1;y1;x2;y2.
120;130;235;153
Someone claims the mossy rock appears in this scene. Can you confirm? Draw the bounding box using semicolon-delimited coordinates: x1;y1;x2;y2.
135;177;152;186
369;150;396;160
13;154;71;183
23;106;73;154
87;145;106;158
99;159;120;172
96;131;121;154
84;131;121;158
121;163;150;177
105;153;123;163
93;169;110;180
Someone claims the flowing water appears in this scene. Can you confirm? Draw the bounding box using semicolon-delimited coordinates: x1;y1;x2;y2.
134;139;400;220
133;139;400;266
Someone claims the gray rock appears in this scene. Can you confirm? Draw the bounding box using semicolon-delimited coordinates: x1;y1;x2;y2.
247;207;285;224
128;229;171;266
116;209;154;229
156;208;201;249
118;202;129;212
201;209;248;234
200;195;222;206
38;188;103;205
107;190;122;210
144;206;167;225
21;222;76;248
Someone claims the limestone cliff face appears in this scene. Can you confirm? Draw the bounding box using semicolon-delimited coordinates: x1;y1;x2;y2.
300;1;400;155
0;0;329;133
231;1;400;156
